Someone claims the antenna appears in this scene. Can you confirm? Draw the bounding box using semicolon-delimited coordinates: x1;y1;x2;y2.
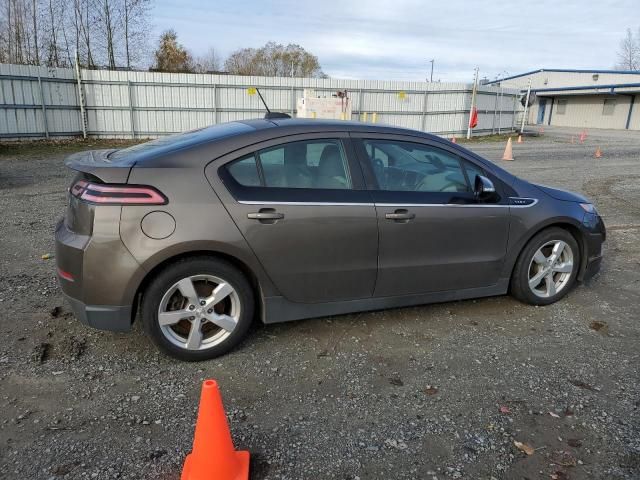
255;88;291;120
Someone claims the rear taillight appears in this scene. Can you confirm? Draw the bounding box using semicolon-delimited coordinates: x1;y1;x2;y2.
57;267;75;282
70;180;167;205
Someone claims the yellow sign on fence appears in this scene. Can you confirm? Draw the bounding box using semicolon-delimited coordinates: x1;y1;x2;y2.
247;87;257;96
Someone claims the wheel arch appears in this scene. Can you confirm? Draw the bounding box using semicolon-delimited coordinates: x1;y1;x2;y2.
507;219;588;284
129;247;268;326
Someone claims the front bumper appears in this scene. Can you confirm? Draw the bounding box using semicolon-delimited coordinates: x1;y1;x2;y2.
64;293;132;332
582;252;603;282
579;211;605;282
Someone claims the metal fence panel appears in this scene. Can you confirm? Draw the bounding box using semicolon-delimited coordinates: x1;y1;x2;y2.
0;63;520;140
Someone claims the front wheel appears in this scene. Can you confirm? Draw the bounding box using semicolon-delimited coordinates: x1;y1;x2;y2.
141;257;254;361
510;227;580;306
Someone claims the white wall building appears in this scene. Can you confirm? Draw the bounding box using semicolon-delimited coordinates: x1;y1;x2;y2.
486;69;640;131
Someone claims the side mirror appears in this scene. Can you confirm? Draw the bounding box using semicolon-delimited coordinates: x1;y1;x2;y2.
474;175;497;202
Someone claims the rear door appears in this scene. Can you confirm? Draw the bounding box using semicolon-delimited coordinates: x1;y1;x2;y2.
351;134;510;297
207;133;378;304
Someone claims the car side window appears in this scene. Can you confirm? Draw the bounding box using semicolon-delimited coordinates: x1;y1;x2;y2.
226;139;352;190
462;160;486;187
362;139;470;193
226;155;261;187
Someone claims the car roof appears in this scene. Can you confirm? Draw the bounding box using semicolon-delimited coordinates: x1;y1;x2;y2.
240;117;434;138
112;117;443;167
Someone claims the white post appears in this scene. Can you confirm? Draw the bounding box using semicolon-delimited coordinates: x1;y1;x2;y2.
498;86;503;134
74;52;87;139
520;78;532;134
466;67;479;139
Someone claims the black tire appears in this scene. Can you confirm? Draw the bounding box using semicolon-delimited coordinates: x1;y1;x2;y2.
141;256;254;361
510;227;580;306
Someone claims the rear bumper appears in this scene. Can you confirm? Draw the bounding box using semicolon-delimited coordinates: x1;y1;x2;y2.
64;293;132;332
55;213;143;332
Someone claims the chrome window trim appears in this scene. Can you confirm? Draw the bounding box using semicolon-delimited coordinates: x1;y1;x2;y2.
237;198;538;208
238;200;374;207
376;203;508;208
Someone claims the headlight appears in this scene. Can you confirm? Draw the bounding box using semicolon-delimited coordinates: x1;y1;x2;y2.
580;203;596;214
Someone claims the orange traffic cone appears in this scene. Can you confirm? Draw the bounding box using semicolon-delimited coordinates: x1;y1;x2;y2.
451;136;457;144
595;146;602;158
181;380;250;480
502;137;514;161
517;134;523;144
579;130;587;143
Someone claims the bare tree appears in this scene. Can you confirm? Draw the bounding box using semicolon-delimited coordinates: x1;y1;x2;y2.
0;0;152;68
96;0;117;68
122;0;150;69
224;47;259;76
31;0;39;63
224;41;325;77
615;27;640;70
72;0;96;67
194;46;222;73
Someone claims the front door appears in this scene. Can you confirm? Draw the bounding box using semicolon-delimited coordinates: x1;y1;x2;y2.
208;134;378;304
537;98;547;124
352;135;510;297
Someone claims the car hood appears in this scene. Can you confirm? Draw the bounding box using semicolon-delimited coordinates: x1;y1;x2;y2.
532;183;589;203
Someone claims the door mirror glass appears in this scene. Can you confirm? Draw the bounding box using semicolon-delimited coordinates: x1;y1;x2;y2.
474;175;497;202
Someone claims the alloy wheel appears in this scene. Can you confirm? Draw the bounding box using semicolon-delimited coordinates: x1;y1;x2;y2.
527;240;574;298
157;274;240;351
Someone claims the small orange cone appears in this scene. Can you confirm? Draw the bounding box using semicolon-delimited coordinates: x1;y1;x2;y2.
181;380;249;480
595;146;602;158
517;134;523;144
502;137;514;161
579;130;587;143
451;136;457;144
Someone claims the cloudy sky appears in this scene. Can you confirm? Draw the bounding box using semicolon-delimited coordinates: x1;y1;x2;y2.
153;0;637;82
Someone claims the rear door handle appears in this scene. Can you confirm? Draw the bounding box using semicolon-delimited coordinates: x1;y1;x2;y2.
247;212;284;220
247;208;284;223
385;209;415;222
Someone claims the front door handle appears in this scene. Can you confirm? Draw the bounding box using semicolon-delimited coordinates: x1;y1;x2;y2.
385;209;415;222
247;208;284;223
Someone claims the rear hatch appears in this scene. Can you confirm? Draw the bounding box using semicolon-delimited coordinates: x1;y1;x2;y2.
65;149;133;183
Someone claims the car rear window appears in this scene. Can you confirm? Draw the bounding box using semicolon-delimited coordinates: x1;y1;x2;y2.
109;122;254;162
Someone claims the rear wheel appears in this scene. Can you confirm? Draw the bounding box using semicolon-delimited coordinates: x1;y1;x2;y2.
141;257;254;361
510;227;580;305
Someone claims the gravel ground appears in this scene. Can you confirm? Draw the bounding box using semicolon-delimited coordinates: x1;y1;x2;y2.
0;127;639;480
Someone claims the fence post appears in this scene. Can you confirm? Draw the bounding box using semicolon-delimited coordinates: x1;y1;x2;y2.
491;90;498;134
74;54;87;139
498;88;503;134
213;83;217;124
511;94;517;132
421;90;428;132
127;80;136;138
291;85;295;116
37;73;49;139
358;89;363;121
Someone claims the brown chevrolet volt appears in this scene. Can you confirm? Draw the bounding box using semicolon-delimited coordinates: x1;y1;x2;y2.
56;118;605;361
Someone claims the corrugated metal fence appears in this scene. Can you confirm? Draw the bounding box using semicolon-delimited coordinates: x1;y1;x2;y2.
0;63;520;140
